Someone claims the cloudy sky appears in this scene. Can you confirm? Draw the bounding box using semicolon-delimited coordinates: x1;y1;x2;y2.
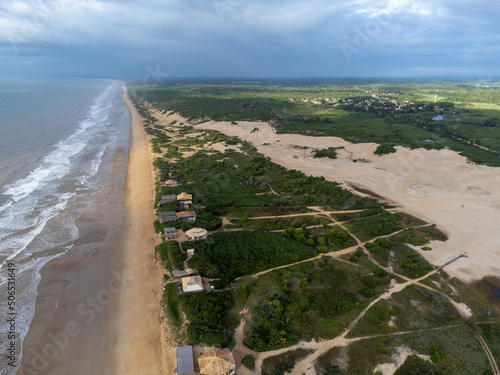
0;0;498;78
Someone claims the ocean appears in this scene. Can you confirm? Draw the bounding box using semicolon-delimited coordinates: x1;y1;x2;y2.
0;78;130;374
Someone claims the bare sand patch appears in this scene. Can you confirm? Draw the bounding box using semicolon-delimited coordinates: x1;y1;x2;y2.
373;346;431;375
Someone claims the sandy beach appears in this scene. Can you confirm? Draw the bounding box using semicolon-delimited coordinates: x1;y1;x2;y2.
103;89;165;375
148;113;500;284
18;89;164;374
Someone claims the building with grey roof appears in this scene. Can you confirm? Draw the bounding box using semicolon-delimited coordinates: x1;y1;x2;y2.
158;211;177;223
177;346;195;375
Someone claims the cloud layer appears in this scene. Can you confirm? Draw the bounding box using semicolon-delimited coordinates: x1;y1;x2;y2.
1;0;498;78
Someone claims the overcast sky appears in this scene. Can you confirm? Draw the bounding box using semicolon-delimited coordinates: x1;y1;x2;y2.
1;0;498;79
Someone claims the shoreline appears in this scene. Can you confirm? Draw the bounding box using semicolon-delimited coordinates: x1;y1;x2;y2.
103;88;164;374
18;88;164;375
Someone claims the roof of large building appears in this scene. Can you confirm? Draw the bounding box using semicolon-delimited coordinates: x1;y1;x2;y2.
186;228;208;238
177;192;193;201
182;275;203;292
177;346;195;375
198;349;235;375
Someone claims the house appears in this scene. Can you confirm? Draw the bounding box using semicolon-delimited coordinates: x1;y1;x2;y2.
198;349;236;375
182;275;204;293
158;211;177;223
164;227;177;241
160;194;177;205
164;179;180;187
176;211;197;222
187;248;195;257
177;346;195;375
177;192;193;205
186;228;208;241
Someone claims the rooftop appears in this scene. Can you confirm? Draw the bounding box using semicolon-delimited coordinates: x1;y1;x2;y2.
198;349;235;375
177;192;193;201
177;346;195;375
186;228;208;237
182;275;203;292
176;211;197;219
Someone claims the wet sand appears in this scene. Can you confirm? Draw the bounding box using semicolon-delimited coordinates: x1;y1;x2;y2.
18;89;164;374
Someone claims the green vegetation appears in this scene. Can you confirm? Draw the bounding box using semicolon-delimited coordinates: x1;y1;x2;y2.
478;323;500;368
156;241;187;270
261;349;314;375
180;290;235;348
313;147;340;159
395;355;444;375
241;257;392;351
347;285;459;337
374;144;397;155
161;283;182;327
344;211;403;242
129;79;500;167
229;215;330;231
241;354;256;370
155;149;376;213
129;82;500;373
187;231;317;285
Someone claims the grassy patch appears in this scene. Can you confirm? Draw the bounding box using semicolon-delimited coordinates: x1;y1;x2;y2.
347;285;460;338
344;211;403;242
180;290;235;348
187;231;317;285
157;241;187;270
161;283;182;327
241;257;391;351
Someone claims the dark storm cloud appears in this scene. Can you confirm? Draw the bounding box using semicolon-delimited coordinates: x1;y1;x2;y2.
0;0;498;78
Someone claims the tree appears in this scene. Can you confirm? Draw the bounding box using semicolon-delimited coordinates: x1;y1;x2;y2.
241;354;255;370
